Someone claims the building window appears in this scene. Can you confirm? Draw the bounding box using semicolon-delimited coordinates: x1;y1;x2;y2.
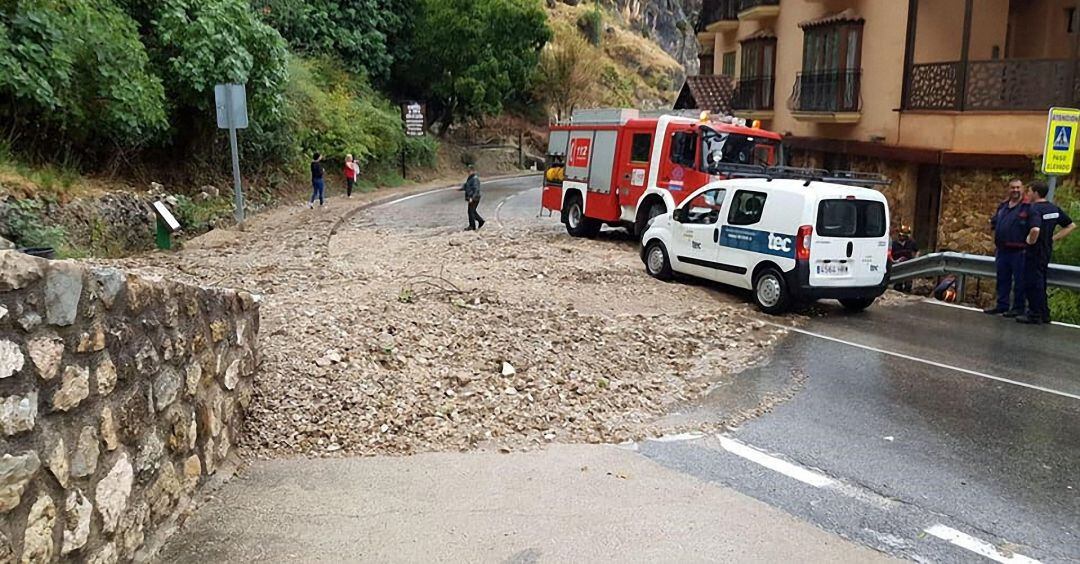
1068;7;1077;34
736;36;776;109
722;51;736;76
796;18;864;112
801;21;863;75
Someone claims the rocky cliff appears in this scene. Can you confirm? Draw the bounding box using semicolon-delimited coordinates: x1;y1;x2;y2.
608;0;701;75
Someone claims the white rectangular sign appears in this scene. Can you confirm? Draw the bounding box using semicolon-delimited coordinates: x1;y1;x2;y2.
215;83;249;130
153;201;181;232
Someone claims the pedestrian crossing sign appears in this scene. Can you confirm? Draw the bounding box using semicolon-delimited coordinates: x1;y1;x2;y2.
1042;107;1080;175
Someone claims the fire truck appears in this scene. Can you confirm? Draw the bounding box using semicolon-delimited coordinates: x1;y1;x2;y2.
541;108;784;238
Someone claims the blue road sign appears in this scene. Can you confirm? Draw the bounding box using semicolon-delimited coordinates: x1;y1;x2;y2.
1054;125;1072;151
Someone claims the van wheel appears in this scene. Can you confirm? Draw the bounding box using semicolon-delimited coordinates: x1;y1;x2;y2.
839;298;875;312
753;268;791;315
644;240;673;281
564;194;600;238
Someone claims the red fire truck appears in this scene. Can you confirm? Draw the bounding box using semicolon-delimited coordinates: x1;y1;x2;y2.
541;108;784;238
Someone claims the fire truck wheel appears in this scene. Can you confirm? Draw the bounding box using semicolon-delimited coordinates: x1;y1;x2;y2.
564;195;600;238
753;267;791;315
635;201;667;240
644;240;673;281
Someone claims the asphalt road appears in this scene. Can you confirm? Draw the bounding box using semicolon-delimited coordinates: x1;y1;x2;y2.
368;179;1080;563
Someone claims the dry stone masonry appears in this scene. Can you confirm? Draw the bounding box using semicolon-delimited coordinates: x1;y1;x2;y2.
0;251;259;562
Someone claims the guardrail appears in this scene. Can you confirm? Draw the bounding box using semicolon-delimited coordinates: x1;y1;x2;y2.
890;252;1080;291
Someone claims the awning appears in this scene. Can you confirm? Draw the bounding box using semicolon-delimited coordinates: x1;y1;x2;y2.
800;9;864;29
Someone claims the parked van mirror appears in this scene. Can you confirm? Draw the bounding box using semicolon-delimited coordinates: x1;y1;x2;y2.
672;208;689;223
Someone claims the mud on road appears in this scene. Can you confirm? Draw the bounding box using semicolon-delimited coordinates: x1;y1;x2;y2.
101;184;793;458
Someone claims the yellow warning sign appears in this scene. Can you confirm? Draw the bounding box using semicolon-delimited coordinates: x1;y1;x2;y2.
1042;107;1080;175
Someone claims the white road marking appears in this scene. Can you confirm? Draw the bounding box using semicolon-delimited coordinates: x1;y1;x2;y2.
924;524;1041;564
922;299;1080;330
762;321;1080;402
494;192;521;228
716;435;836;488
372;185;459;208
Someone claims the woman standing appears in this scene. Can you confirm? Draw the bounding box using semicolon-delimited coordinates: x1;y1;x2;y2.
344;154;359;198
309;152;325;208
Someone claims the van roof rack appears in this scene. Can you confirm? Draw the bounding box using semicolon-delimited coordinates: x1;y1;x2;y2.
708;163;891;188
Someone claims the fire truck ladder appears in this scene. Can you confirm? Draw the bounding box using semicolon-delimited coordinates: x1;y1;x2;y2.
710;163;892;188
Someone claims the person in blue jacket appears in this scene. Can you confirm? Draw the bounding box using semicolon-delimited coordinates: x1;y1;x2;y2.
1017;180;1076;324
983;179;1030;317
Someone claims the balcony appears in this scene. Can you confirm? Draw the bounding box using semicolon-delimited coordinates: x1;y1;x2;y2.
788;70;862;123
731;77;775;119
738;0;780;21
696;0;739;44
905;59;1080;112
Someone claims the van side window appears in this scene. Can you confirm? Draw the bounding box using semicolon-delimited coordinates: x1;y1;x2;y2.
728;190;768;226
630;133;652;162
669;131;697;167
683;188;727;225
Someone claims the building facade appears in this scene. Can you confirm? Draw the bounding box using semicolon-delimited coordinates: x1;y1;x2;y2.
692;0;1080;253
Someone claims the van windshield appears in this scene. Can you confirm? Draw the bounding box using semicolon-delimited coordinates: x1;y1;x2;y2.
700;126;779;173
817;200;886;238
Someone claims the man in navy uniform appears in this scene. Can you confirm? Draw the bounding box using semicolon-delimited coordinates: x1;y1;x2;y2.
1017;180;1076;324
983;179;1030;317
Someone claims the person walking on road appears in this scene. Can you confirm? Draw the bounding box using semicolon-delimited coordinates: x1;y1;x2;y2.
309;152;325;209
344;154;359;198
1017;180;1076;324
461;164;485;231
984;179;1030;317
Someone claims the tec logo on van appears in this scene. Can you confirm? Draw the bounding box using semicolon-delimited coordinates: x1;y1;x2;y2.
720;226;796;259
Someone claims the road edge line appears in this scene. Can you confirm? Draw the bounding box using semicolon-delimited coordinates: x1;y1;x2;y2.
717;435;836;488
924;524;1041;564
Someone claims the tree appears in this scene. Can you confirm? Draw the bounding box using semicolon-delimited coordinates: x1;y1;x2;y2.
0;0;167;156
250;0;413;83
120;0;290;162
533;29;601;121
396;0;551;133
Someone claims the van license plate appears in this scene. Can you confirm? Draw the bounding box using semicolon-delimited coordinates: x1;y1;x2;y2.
817;263;849;276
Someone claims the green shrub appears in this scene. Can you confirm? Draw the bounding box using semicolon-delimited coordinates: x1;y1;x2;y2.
1049;289;1080;324
173;195;233;233
285;57;411;169
404;136;439;168
5;199;69;250
0;0;168;156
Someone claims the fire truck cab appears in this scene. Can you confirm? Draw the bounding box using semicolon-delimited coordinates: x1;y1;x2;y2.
541;108;784;238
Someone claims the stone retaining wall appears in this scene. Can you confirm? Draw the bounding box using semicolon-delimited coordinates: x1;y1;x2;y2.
0;251;259;562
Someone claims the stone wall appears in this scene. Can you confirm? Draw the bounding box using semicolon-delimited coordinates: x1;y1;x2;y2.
0;251;259;562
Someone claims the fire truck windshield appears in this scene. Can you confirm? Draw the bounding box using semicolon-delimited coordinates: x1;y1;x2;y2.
700;126;779;173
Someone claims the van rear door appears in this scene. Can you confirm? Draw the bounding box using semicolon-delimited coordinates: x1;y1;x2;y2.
809;198;888;287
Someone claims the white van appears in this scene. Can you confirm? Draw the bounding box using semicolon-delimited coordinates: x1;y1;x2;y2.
640;174;891;314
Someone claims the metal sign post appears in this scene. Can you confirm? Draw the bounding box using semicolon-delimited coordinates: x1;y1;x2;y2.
1041;106;1080;201
401;101;426;180
215;83;249;224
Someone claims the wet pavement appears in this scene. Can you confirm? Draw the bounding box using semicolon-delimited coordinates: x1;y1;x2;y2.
371;181;1080;562
642;301;1080;562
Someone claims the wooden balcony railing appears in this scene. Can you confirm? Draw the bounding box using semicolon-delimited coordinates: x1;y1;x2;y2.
789;70;862;113
732;77;775;111
905;59;1080;111
696;0;739;33
738;0;780;11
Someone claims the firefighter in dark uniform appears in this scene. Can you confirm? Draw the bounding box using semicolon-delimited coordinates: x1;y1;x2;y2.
1017;180;1076;324
890;225;918;292
983;179;1030;317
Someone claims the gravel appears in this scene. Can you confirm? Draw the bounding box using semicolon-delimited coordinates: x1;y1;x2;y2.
98;188;788;458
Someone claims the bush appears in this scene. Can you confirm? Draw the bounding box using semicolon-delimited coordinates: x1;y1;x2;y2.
5;199;69;250
1049;182;1080;323
0;0;168;156
404;136;439;168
